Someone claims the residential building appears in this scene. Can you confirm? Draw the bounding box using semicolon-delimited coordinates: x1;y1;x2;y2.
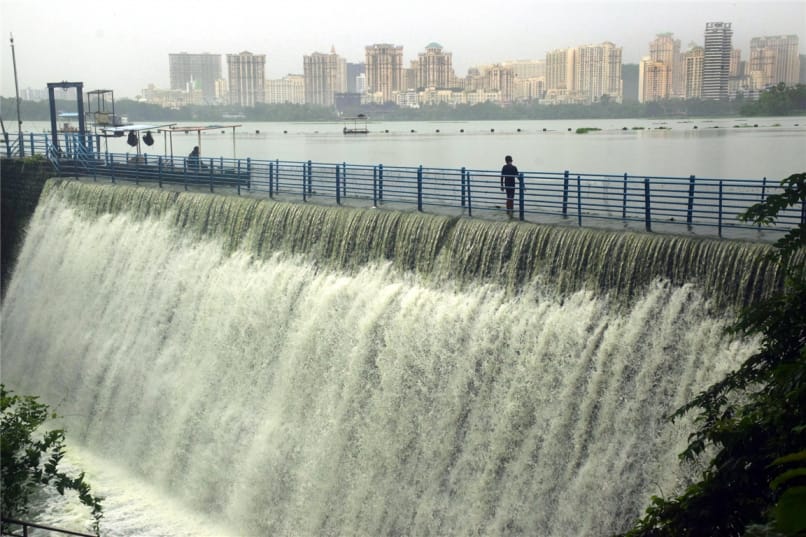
749;35;800;89
226;51;266;107
365;43;405;103
419;88;466;106
214;79;228;102
463;67;485;92
573;42;623;103
546;48;574;92
141;84;202;108
394;90;420;108
649;33;682;97
346;62;366;93
168;53;222;103
265;75;305;104
702;22;733;100
503;59;546;79
639;57;669;102
485;64;515;103
355;73;367;94
513;76;546;101
303;48;347;106
727;48;749;99
683;46;704;99
415;43;455;89
504;60;546;102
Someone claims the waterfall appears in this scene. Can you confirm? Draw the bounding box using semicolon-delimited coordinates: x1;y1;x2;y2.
1;180;773;536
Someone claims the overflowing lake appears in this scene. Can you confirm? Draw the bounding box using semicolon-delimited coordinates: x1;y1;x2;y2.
28;116;806;180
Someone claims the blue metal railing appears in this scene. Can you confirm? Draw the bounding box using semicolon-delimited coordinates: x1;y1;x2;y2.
4;132;803;237
1;517;96;537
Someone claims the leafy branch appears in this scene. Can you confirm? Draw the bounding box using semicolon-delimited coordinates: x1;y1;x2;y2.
1;385;103;535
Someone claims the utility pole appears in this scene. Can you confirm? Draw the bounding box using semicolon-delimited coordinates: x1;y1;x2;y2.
10;33;24;156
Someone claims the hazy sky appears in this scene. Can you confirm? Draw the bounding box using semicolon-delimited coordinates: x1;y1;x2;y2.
1;0;804;99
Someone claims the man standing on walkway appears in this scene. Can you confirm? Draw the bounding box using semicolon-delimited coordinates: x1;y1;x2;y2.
500;155;518;218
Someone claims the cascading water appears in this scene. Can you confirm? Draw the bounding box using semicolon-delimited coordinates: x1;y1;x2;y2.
1;180;779;536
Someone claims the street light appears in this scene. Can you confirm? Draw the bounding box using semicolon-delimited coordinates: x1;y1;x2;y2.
10;33;23;157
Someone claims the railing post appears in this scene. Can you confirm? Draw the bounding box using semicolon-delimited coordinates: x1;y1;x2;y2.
562;170;570;217
209;158;214;192
467;172;473;217
759;176;767;229
644;176;652;232
518;172;525;221
718;180;724;238
621;172;628;219
247;158;252;191
3;132;9;158
302;161;307;201
183;158;188;190
307;160;313;195
237;159;241;195
378;164;384;203
372;165;378;206
686;174;696;226
110;153;115;183
29;132;35;155
335;164;341;205
158;156;163;188
342;162;347;197
461;166;467;208
576;175;583;226
417;165;423;211
269;161;274;197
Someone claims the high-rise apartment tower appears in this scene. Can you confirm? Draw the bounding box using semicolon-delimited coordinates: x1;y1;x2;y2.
649;33;682;98
415;43;454;89
169;53;222;103
303;49;347;106
683;46;704;99
749;35;800;89
702;22;733;100
226;52;266;107
365;44;405;102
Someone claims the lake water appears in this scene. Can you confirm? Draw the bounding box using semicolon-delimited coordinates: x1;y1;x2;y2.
27;116;806;180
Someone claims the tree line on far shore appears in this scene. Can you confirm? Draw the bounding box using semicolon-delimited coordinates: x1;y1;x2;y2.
2;83;804;125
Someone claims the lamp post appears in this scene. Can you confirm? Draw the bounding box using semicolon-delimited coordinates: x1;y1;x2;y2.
10;33;24;157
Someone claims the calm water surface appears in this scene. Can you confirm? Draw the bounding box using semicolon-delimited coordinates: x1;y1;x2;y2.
30;116;806;179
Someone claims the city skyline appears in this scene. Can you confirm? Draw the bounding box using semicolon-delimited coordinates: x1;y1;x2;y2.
1;0;804;99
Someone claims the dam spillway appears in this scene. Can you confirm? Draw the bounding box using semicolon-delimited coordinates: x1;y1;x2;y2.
0;179;781;536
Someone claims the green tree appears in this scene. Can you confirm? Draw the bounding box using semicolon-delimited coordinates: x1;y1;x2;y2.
741;84;806;116
1;385;103;535
618;172;806;537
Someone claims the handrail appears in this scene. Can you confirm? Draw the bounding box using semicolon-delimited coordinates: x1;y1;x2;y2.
4;131;803;238
1;517;97;537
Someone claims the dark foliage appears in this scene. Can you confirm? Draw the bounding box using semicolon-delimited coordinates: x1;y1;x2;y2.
1;385;103;535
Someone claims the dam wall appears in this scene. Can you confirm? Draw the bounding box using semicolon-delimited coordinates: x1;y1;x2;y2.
0;179;783;536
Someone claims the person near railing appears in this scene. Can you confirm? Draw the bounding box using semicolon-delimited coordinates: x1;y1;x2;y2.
188;146;201;169
500;155;518;218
